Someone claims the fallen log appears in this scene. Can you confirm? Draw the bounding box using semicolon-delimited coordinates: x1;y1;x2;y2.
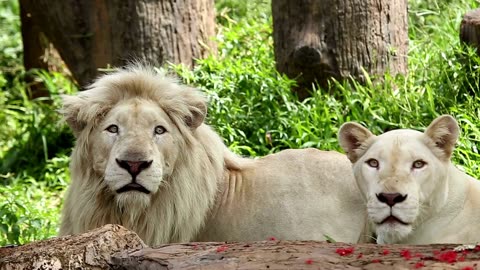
0;224;145;270
112;241;480;270
2;225;480;269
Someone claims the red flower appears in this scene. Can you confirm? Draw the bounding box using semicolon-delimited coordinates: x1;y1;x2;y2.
400;249;412;260
216;245;228;253
382;249;390;255
436;250;457;263
459;256;466;262
357;253;363;259
268;236;277;241
414;261;425;269
414;253;424;259
335;247;355;256
462;267;474;270
371;259;381;263
475;245;480;252
305;259;313;265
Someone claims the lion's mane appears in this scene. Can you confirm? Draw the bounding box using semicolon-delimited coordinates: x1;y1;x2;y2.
60;66;237;245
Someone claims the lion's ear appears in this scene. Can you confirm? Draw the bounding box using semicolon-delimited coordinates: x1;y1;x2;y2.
186;100;207;129
182;87;207;129
424;115;459;161
338;122;374;163
60;95;88;135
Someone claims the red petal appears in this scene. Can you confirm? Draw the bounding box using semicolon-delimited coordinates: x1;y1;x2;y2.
414;261;425;269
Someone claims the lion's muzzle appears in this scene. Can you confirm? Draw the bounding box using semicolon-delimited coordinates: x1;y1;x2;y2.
116;159;153;178
117;182;151;194
376;192;407;207
115;159;153;194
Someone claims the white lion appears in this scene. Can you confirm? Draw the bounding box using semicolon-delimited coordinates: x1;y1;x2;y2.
59;65;366;246
339;115;480;244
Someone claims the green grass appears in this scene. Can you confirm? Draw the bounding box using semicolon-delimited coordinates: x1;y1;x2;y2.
1;0;480;245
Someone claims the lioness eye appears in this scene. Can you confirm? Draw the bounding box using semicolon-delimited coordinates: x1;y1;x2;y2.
106;124;118;133
154;125;167;135
412;160;426;169
366;158;379;168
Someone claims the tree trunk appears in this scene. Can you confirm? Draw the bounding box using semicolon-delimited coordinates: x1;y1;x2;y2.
20;0;216;88
0;224;145;270
272;0;408;98
460;8;480;52
20;0;51;98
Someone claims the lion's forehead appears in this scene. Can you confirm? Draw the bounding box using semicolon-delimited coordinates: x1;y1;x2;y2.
105;99;172;127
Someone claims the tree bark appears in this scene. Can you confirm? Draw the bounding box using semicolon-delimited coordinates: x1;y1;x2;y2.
272;0;408;98
20;0;216;88
20;0;51;98
3;226;480;270
0;224;145;270
460;8;480;52
112;241;480;269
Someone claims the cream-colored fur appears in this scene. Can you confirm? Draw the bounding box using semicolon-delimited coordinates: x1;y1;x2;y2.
59;65;366;246
339;115;480;244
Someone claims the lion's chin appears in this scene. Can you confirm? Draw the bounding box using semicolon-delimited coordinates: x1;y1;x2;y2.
375;221;412;244
115;192;151;212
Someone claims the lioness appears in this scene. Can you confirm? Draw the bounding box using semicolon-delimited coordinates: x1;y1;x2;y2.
59;65;366;245
339;115;480;244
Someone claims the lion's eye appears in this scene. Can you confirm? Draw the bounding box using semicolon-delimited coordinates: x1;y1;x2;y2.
154;125;167;135
106;124;118;133
412;160;426;169
366;158;379;168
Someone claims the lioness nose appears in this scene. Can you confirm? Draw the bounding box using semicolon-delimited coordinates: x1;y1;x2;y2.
376;193;407;207
116;159;153;177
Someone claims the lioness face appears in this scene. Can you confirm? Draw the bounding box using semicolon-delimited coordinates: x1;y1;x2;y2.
92;99;179;208
351;130;447;243
339;115;459;244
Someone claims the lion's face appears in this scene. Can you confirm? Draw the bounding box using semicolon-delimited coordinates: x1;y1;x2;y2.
339;115;459;244
91;99;180;207
62;68;207;212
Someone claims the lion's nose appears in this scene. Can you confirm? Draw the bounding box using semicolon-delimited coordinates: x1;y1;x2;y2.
376;192;407;207
116;159;153;178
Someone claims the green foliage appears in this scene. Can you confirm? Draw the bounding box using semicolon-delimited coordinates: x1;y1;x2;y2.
1;0;480;245
0;70;74;245
0;70;75;179
0;181;62;245
0;0;21;69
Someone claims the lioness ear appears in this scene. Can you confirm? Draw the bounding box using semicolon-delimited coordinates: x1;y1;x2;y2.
424;115;459;160
60;95;88;135
338;122;375;163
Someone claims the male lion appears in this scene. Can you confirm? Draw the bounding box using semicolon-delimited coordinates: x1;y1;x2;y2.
59;65;366;245
338;115;480;244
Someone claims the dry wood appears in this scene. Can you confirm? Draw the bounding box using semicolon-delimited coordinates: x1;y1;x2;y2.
3;225;480;269
460;8;480;52
0;224;145;270
272;0;408;98
21;0;216;87
112;241;480;270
